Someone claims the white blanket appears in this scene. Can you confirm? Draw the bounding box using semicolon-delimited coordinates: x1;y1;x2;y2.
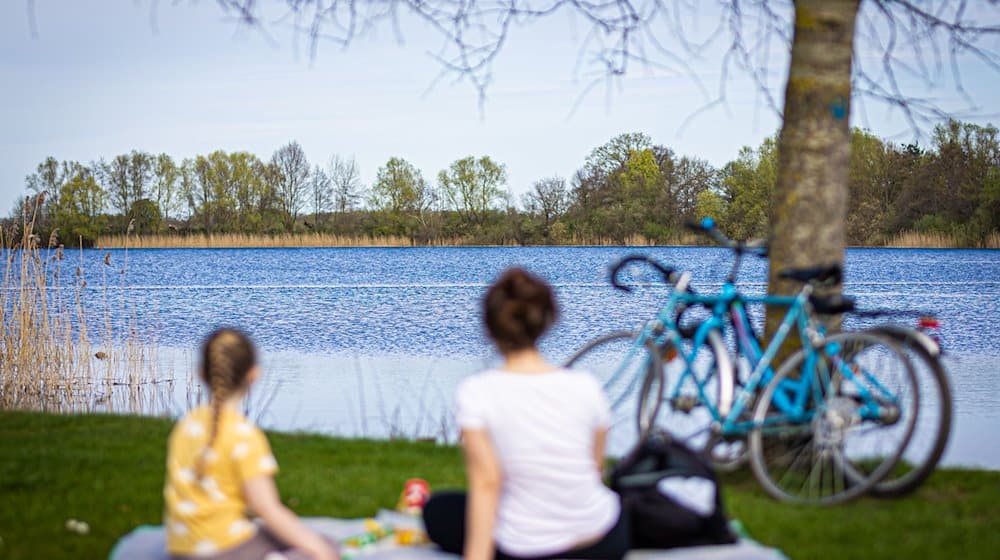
109;514;787;560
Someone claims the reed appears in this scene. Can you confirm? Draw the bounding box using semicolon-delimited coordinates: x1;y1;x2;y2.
96;231;708;249
96;232;471;249
886;230;1000;249
885;231;959;248
1;198;165;414
560;232;703;246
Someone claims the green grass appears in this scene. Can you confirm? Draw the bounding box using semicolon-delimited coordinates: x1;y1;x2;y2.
1;411;997;559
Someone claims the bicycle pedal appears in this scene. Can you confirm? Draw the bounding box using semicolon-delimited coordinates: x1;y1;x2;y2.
671;395;700;413
844;395;900;425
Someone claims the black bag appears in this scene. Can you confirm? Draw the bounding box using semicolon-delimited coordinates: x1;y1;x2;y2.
610;431;737;549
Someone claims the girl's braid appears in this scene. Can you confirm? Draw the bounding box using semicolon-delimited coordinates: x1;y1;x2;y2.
196;330;245;480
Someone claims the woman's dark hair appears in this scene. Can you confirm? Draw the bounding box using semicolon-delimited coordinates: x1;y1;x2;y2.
484;267;557;353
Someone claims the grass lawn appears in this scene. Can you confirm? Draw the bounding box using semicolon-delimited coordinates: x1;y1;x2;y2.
1;410;996;559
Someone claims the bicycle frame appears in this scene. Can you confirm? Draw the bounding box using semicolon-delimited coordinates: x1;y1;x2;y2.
628;273;901;442
596;219;919;502
651;279;815;434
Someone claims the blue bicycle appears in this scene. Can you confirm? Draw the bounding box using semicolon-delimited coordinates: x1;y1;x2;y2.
566;223;919;505
682;218;951;498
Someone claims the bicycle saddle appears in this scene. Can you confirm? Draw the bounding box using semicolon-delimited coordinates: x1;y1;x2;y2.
778;263;842;285
809;294;856;314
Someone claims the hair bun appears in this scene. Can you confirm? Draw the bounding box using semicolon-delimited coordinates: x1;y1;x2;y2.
484;268;557;353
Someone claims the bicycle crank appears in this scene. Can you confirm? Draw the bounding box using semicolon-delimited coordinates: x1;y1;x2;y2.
813;397;861;449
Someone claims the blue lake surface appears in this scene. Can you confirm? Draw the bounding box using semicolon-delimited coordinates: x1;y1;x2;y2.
47;246;1000;466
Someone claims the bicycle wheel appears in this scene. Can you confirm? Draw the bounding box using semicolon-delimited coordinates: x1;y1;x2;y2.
748;332;917;505
656;329;736;466
864;325;952;497
564;331;664;441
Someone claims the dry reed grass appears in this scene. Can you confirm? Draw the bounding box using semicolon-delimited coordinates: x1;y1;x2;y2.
97;232;471;249
885;230;1000;249
561;232;702;246
98;231;705;248
1;199;166;414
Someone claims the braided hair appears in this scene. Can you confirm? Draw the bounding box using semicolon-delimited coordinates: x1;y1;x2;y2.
195;328;257;480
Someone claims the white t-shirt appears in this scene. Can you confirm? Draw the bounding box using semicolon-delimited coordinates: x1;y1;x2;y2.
455;368;620;557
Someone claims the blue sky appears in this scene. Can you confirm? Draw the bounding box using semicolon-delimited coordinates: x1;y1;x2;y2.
2;1;997;213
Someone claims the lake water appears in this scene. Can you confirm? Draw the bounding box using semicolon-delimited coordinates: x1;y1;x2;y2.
58;246;1000;467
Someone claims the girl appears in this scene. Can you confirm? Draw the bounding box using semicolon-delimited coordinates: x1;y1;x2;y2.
164;328;338;560
423;268;629;560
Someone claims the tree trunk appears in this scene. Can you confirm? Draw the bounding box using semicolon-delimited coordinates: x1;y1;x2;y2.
767;0;860;347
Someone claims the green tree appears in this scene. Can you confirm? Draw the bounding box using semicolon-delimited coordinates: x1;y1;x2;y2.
128;198;162;235
370;157;434;238
885;121;1000;244
972;166;1000;240
256;160;286;234
371;157;431;214
54;173;106;246
719;137;778;240
584;132;652;178
100;151;152;222
192;151;231;233
437;156;507;229
568;133;656;243
846;129;898;245
152;153;180;226
227;152;267;233
618;148;665;240
925;121;1000;242
695;189;727;224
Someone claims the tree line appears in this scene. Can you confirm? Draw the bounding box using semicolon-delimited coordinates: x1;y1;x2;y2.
6;120;998;247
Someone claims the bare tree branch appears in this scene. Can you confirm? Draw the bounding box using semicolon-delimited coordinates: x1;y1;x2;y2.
94;0;1000;136
26;0;38;39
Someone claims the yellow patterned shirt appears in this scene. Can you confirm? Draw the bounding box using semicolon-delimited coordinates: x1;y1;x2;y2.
164;405;279;556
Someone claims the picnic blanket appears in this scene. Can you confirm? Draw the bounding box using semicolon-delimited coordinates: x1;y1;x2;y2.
109;512;787;560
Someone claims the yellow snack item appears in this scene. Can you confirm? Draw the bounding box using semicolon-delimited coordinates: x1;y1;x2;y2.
395;527;428;546
342;519;391;547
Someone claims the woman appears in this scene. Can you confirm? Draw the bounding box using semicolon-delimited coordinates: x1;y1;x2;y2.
423;268;629;560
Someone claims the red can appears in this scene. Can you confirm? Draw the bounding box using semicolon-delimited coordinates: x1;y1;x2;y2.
398;478;431;514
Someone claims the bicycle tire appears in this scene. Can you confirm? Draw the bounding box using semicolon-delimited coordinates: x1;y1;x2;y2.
748;332;918;505
564;331;664;441
864;325;952;497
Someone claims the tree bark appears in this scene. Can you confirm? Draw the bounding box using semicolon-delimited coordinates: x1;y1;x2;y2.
767;0;860;347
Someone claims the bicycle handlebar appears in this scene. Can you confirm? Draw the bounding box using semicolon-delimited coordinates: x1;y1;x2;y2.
684;217;768;257
609;254;678;292
677;218;942;334
684;217;732;246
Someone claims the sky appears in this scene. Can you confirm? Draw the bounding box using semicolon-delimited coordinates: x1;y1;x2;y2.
1;1;998;213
